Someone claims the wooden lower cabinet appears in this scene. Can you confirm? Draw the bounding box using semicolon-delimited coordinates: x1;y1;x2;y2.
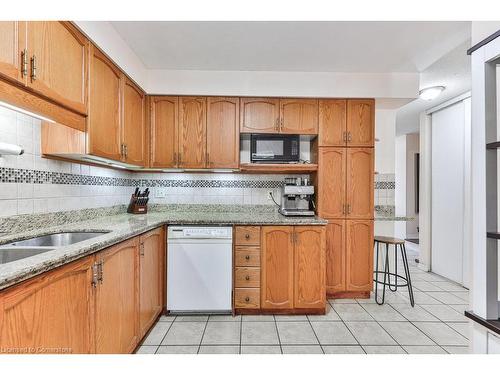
138;227;165;339
346;220;374;292
325;220;346;295
94;237;140;354
0;256;95;354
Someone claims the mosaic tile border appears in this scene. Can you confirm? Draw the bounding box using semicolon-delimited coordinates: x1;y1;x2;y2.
0;167;285;189
375;181;395;189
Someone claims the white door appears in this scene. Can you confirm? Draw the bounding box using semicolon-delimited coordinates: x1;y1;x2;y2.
431;100;467;285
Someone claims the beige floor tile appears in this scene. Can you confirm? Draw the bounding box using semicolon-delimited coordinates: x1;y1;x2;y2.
379;322;434;346
276;322;319;345
363;346;406;354
403;346;447;354
442;345;470;354
241;345;281;354
420;304;468;322
361;304;406;321
201;322;241;345
161;322;206;346
282;345;323;354
322;345;365;354
241;321;280;345
311;321;357;345
333;303;374;321
142;322;172;345
413;322;469;346
345;322;397;345
199;345;239;354
156;345;199;354
136;345;158;354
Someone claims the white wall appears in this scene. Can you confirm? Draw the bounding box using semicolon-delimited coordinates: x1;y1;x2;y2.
471;22;500;46
375;109;396;174
394;135;407;239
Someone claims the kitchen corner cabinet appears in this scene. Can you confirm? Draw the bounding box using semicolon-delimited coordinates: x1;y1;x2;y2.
150;96;178;168
0;21;26;85
123;77;147;166
280;98;318;135
0;256;95;354
138;228;165;338
347;99;375;147
207;97;239;168
178;97;207;168
346;220;374;292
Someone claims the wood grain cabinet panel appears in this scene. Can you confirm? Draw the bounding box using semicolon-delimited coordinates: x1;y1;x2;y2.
319;99;346;146
346;148;374;219
207;97;239;168
87;45;122;162
94;237;139;354
347;99;375;147
123;78;146;166
235;226;261;246
0;256;95;354
294;226;326;308
235;267;261;288
346;220;374;292
261;226;294;309
26;22;88;115
178;97;206;168
325;220;346;294
138;228;165;339
235;247;261;267
318;147;346;218
234;288;260;309
0;21;26;85
240;97;279;133
150;96;178;168
280;98;318;135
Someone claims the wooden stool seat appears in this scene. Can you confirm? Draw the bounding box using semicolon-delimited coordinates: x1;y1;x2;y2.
374;236;405;245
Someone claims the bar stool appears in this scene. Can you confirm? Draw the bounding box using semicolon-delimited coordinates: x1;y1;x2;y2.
373;236;415;307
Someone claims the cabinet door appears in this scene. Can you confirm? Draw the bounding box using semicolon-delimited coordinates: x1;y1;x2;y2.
261;226;294;309
0;256;95;354
319;99;346;146
347;148;374;219
0;21;26;85
178;96;206;168
280;99;318;134
139;228;165;338
123;78;146;166
346;220;374;292
26;22;88;115
95;237;139;354
87;45;122;162
294;226;326;308
150;96;178;168
207;97;239;168
347;99;374;147
318;147;346;218
325;220;346;294
240;97;279;133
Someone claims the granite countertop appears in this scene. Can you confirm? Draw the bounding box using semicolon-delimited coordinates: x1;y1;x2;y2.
375;215;414;222
0;205;327;291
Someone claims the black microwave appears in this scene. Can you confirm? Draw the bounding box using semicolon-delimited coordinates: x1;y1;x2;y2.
250;134;300;163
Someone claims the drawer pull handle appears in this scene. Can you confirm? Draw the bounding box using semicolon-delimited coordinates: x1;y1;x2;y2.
245;297;250;302
245;275;250;281
245;255;250;260
245;234;250;239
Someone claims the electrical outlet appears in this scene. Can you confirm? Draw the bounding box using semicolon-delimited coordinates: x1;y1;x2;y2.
267;190;274;201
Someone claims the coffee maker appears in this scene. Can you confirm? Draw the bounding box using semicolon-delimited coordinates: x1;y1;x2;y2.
279;177;315;217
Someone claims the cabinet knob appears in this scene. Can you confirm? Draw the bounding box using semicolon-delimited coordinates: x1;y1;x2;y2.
245;255;250;260
245;297;250;302
245;234;250;239
245;275;250;281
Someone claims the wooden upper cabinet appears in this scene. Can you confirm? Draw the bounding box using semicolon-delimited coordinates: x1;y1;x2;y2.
240;97;279;133
347;99;374;147
319;99;346;146
346;220;374;292
261;226;294;309
207;97;239;168
280;99;318;134
26;22;88;115
326;220;346;294
139;228;165;338
150;96;178;168
87;45;123;162
178;97;207;168
95;237;139;354
0;256;95;354
123;78;146;166
294;226;325;308
318;147;346;218
347;148;374;219
0;21;26;85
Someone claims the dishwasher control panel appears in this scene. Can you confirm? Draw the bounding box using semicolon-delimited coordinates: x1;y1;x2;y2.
168;226;233;239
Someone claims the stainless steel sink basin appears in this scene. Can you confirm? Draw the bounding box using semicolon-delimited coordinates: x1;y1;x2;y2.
0;231;109;248
0;247;56;264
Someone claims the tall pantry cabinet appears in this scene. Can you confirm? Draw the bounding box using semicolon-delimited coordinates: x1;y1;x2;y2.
317;99;374;298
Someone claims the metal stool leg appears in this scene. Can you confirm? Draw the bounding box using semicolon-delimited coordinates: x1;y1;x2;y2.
389;243;397;292
378;243;390;305
400;243;415;307
374;241;381;304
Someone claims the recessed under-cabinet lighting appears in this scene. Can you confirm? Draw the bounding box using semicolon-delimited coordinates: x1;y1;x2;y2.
0;100;55;123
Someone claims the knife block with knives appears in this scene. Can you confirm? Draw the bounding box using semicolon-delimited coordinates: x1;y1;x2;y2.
127;187;149;214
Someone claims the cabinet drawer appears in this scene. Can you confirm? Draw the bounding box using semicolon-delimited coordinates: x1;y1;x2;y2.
235;247;261;267
235;267;260;288
235;226;261;246
234;288;260;308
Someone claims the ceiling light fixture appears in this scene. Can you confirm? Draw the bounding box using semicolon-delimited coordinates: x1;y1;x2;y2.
419;86;445;101
0;100;55;123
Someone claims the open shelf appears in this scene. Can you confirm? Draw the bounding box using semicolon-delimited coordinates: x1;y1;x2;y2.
486;141;500;149
239;163;318;174
487;232;500;239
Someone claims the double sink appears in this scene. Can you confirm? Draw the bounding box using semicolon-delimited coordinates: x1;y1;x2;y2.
0;231;109;264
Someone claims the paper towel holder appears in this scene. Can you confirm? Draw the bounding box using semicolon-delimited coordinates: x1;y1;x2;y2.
0;142;24;156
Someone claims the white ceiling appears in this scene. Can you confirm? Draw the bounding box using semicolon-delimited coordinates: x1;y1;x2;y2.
111;21;470;73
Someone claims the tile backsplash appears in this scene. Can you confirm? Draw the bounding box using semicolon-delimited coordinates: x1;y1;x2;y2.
0;106;304;218
375;173;395;215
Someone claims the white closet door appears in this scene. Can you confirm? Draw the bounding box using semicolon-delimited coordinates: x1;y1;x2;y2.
431;100;465;284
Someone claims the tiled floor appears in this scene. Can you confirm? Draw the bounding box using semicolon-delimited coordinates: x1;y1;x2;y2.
136;250;471;354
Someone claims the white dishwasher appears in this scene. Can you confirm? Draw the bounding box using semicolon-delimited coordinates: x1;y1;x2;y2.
167;226;232;313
